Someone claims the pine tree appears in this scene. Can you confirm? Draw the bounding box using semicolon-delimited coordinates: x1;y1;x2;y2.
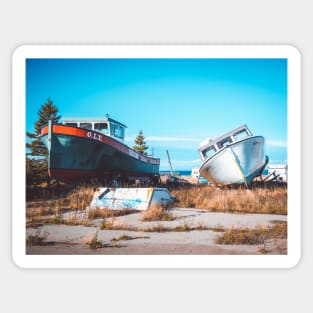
133;130;149;155
26;156;48;185
26;98;61;157
26;98;61;185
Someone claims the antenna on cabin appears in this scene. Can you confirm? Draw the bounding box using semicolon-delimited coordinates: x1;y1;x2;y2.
166;149;174;176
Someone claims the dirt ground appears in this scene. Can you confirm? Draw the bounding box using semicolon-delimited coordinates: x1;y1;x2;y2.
26;208;287;255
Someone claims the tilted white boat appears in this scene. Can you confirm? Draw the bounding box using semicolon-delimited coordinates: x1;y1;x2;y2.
198;125;269;186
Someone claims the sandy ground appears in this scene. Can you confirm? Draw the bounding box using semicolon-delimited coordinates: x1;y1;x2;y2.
26;208;287;255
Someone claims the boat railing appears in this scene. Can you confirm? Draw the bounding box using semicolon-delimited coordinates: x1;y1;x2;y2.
199;125;252;161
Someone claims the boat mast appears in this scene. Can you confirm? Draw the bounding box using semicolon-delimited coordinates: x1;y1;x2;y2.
166;149;174;176
47;119;53;177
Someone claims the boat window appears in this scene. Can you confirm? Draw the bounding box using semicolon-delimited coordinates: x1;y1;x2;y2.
64;122;77;127
94;122;108;134
233;129;249;141
218;137;232;149
80;122;92;130
202;146;216;159
113;124;125;139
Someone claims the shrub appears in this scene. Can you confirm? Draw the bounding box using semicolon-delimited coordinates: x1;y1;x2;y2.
215;222;287;245
86;231;103;249
141;204;175;221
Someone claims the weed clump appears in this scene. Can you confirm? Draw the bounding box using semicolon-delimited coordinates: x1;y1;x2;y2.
99;219;115;230
26;230;48;247
215;222;287;245
111;234;150;242
141;204;175;222
86;231;103;249
88;208;137;219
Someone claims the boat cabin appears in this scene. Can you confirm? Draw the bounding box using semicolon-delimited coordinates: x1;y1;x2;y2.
199;124;253;161
62;114;127;143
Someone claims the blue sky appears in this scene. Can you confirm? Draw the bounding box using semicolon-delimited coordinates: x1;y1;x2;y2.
26;58;287;170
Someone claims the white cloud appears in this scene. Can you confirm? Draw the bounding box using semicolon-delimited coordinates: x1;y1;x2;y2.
125;136;136;142
125;135;201;150
171;158;201;165
146;136;196;142
160;158;201;170
266;140;287;148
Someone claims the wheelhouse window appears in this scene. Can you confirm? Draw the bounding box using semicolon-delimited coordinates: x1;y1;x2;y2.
80;123;92;130
94;122;108;134
64;122;77;127
202;146;216;159
110;123;125;139
233;129;249;141
217;137;232;149
114;124;125;139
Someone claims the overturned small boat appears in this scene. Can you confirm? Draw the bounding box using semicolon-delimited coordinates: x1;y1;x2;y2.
40;114;160;184
90;187;176;211
198;125;268;186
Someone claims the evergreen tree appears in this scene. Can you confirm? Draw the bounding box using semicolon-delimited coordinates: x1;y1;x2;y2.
26;98;61;185
26;98;61;157
26;156;49;185
133;130;149;155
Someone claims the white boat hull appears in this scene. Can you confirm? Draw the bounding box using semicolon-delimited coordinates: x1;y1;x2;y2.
199;136;268;186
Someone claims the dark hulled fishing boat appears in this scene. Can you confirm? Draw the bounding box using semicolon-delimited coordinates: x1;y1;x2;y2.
40;115;160;184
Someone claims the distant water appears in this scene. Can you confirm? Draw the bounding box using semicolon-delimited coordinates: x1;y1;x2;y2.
159;170;192;176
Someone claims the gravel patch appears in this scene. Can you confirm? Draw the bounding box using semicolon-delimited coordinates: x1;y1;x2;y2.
26;208;287;255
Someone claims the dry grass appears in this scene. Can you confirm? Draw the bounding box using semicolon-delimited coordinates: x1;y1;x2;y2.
215;222;287;245
66;185;95;210
26;210;90;228
26;184;142;227
26;234;45;247
140;222;209;233
111;234;150;241
97;216;209;233
26;184;288;231
86;231;103;249
209;225;225;232
141;204;175;222
26;230;48;247
27;185;99;227
99;219;115;230
171;185;287;215
88;208;138;219
26;184;94;214
98;217;135;231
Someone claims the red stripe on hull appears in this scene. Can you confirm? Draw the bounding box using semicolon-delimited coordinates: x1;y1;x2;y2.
41;124;159;165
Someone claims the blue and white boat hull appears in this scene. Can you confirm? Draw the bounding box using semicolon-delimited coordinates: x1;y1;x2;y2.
199;136;268;186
